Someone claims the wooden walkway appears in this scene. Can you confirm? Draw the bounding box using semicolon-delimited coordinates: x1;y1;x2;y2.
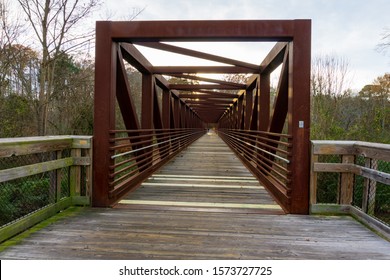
0;131;389;259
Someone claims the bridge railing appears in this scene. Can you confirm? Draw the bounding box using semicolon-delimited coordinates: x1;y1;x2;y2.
218;129;292;211
0;136;92;243
108;128;205;201
310;140;390;239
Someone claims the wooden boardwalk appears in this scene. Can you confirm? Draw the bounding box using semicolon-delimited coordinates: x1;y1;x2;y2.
0;131;389;259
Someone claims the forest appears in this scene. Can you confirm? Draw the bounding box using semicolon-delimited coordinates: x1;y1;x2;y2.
0;0;389;144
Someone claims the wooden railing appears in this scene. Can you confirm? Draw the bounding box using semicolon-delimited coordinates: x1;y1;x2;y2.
310;140;390;240
0;136;92;243
218;129;292;212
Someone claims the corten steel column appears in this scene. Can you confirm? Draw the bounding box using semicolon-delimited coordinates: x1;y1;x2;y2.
288;20;311;214
93;22;116;207
141;74;154;170
162;90;171;129
244;89;253;130
259;74;270;131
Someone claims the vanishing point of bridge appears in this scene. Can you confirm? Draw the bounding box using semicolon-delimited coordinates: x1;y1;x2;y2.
0;20;389;259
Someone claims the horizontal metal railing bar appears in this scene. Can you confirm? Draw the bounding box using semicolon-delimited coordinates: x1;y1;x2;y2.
222;129;292;139
110;132;201;185
227;130;292;149
109;132;202;189
218;130;290;164
109;129;194;142
109;128;202;134
111;131;203;159
226;130;291;156
222;133;290;182
220;133;290;192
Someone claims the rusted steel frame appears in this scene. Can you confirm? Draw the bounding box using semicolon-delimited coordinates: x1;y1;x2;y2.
259;74;270;131
110;129;198;151
236;94;244;129
152;66;256;74
168;74;246;87
173;96;181;128
179;93;239;99
227;130;290;157
244;89;253;130
108;130;205;202
288;20;311;214
219;132;291;212
93;22;116;207
250;86;259;130
268;47;289;134
140;74;155;170
116;47;146;169
227;129;292;150
153;84;165;156
109;20;295;41
110;132;177;151
197;90;240;97
109;128;196;133
120;43;153;74
135;42;260;70
162;89;172;153
170;84;245;90
110;131;202;181
225;134;290;183
260;42;288;74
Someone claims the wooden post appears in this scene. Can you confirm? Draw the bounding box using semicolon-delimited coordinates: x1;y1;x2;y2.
70;148;81;197
363;158;378;215
56;151;62;202
339;155;355;204
310;153;319;205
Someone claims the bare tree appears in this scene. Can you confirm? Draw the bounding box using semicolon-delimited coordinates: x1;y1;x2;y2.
0;0;25;95
17;0;100;135
377;27;390;57
310;54;352;140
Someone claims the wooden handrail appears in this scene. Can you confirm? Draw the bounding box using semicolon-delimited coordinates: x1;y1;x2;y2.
0;136;93;243
310;140;390;240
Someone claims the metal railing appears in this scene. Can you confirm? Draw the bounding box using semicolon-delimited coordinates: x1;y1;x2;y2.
0;136;92;243
218;129;292;211
310;140;390;239
108;128;205;201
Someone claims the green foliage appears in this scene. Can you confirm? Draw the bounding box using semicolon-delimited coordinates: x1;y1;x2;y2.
0;94;36;137
0;178;51;226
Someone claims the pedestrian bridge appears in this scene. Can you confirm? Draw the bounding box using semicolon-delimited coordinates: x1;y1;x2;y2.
0;20;389;259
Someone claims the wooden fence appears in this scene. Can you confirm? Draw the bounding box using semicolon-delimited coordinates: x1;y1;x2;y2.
0;136;92;243
310;140;390;240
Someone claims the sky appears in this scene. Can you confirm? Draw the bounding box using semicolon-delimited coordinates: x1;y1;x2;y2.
98;0;389;90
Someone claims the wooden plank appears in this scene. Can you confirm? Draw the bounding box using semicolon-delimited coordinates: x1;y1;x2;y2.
1;207;390;259
360;165;390;185
0;137;73;157
313;163;360;174
339;155;355;204
355;142;390;161
0;198;72;244
0;157;74;183
311;141;356;155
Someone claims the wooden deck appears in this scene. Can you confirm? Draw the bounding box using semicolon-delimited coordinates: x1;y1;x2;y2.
0;131;389;259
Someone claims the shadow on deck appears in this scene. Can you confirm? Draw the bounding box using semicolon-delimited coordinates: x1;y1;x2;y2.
0;132;389;259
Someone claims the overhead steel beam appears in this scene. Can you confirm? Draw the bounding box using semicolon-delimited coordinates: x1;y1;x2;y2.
120;43;153;74
152;66;256;74
109;20;295;41
136;42;260;70
168;74;246;87
170;84;245;90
